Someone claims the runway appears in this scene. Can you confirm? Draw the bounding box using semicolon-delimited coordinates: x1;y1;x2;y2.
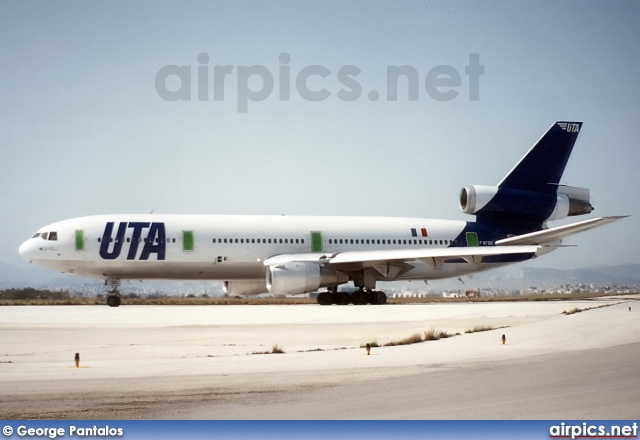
0;297;638;419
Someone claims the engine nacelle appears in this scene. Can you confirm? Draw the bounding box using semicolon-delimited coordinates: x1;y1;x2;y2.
460;184;593;222
266;262;349;295
224;280;268;296
459;185;499;215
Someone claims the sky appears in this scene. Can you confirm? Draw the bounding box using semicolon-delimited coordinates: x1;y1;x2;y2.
1;0;639;271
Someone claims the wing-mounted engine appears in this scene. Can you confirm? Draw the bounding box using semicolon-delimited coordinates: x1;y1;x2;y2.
266;261;348;295
459;184;593;222
224;280;268;296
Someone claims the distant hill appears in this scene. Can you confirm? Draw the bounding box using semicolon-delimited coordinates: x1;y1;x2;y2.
445;264;640;289
0;262;64;288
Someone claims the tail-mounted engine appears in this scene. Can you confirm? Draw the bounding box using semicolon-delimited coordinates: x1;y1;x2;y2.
459;184;593;222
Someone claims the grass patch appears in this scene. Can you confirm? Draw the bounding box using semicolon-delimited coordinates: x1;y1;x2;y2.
465;325;495;333
251;343;284;355
359;340;381;349
373;328;458;347
385;333;424;347
251;349;270;355
562;304;613;315
423;328;457;340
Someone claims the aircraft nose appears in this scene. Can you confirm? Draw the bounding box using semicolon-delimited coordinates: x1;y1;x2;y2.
18;239;34;262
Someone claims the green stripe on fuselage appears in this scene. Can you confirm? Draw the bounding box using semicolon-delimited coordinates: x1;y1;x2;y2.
183;231;194;251
75;230;84;251
311;231;322;252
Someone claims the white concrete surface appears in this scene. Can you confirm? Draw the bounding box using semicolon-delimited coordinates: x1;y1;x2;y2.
0;296;638;418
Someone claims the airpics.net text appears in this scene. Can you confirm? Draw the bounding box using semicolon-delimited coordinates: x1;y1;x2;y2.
155;52;484;112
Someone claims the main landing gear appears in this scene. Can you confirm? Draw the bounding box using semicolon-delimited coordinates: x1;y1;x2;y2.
317;288;387;306
105;279;121;307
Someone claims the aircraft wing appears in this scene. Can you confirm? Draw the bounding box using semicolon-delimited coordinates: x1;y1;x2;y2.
494;216;627;246
263;216;626;274
264;245;540;273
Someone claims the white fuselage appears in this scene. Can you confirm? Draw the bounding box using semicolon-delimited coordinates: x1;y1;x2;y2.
19;214;538;286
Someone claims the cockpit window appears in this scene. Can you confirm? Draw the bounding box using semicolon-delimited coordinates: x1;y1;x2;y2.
32;231;58;240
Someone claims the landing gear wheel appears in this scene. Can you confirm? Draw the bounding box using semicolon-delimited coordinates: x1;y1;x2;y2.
335;291;351;305
371;291;387;305
351;290;370;305
107;295;121;308
317;292;334;305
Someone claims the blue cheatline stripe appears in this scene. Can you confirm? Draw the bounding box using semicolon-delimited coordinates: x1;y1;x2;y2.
1;420;635;440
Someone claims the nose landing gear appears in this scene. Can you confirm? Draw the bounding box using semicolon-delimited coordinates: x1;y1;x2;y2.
105;279;121;307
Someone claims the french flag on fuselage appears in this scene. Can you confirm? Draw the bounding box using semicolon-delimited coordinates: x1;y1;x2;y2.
410;228;428;237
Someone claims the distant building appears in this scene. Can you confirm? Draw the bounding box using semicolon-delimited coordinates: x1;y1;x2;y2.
464;289;480;298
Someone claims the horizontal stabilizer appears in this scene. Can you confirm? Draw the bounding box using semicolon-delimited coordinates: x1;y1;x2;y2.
494;216;627;246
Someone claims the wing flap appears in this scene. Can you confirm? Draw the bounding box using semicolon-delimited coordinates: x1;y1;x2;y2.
327;246;540;266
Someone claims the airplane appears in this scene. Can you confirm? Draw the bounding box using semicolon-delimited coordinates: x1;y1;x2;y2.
18;121;625;307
